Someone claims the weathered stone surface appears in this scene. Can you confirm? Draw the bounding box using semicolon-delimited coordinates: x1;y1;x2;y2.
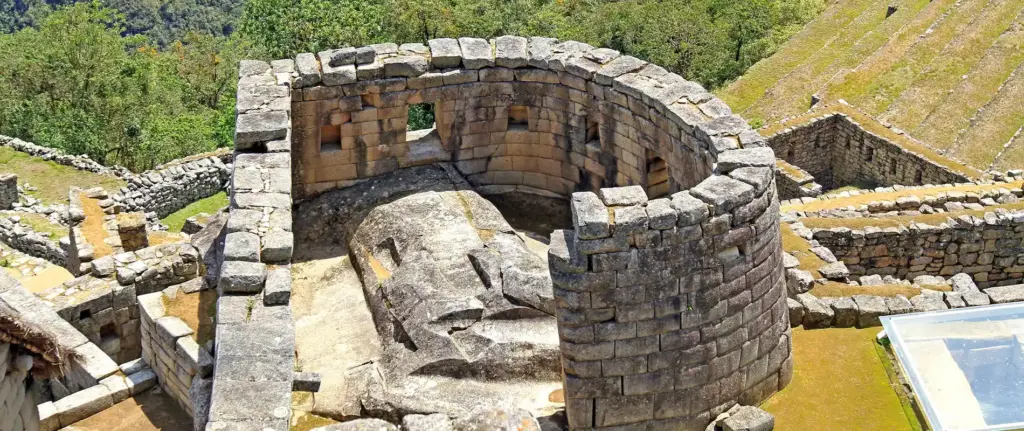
598;185;647;207
950;273;981;293
818;262;850;280
715;148;776;173
235;112;288;146
452;407;541;431
721;405;774;431
787;297;805;328
219;261;267;293
295;53;322;88
572;192;610;239
264;267;292;306
690;176;754;213
670;192;710;226
797;293;833;328
786;269;813;295
402;414;453;431
828;297;858;327
884;295;914;315
852;295;887;327
963;291;991;307
495;36;528;68
347;186;559;408
458;38;494;69
312;419;398;430
322;64;357;86
910;292;949;312
261;231;294;263
986;284;1024;304
428;39;463;68
384;56;429;77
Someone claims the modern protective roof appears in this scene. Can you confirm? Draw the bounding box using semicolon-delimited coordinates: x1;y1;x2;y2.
882;303;1024;431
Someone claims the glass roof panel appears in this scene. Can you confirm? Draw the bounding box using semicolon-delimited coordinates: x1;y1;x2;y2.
882;303;1024;431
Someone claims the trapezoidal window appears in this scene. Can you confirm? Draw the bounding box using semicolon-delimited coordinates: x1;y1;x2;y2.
646;150;669;199
320;124;341;152
507;105;529;130
890;159;898;174
864;147;874;162
408;103;435;131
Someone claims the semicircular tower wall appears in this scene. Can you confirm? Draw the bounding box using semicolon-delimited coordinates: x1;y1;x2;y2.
280;37;791;430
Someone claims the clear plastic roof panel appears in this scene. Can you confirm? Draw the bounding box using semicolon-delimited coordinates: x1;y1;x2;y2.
882;303;1024;431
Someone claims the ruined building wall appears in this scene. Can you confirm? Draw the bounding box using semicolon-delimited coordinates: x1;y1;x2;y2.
812;211;1024;288
234;36;790;430
767;114;970;190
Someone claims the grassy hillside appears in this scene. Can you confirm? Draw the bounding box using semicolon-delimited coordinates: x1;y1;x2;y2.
718;0;1024;172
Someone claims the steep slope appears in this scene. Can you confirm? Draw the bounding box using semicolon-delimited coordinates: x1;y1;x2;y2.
717;0;1024;172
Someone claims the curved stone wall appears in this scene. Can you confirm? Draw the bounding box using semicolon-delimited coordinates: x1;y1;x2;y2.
234;36;790;430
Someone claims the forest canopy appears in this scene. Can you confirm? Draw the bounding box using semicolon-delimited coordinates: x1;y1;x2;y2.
0;0;824;171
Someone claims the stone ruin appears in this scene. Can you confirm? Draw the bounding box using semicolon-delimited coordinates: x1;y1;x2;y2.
0;173;16;210
224;36;792;430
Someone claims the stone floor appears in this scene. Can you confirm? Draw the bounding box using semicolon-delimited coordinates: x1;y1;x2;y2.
0;241;72;293
60;387;192;431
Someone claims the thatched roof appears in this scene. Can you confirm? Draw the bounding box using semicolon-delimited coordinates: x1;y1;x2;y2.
0;295;78;377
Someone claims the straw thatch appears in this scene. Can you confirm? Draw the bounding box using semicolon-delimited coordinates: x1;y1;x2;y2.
0;300;78;377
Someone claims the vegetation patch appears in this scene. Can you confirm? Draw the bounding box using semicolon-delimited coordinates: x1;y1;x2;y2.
810;282;932;298
0;146;125;204
7;212;65;239
780;223;825;278
761;327;920;430
161;289;217;346
160;191;228;233
799;201;1024;230
782;179;1024;212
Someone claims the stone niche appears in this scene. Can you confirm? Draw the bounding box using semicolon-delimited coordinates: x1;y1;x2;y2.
273;36;790;430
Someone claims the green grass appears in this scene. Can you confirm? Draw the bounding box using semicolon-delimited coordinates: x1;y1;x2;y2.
914;11;1024;151
994;127;1024;171
7;212;67;240
875;341;925;431
0;146;126;204
949;62;1024;168
851;0;989;117
761;327;919;430
880;0;1024;131
717;0;879;112
745;0;934;123
160;192;228;233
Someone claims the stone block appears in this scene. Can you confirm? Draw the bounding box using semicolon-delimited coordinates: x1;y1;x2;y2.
38;401;58;431
260;231;293;263
884;295;914;315
292;372;322;392
294;52;321;88
263;267;292;306
495;35;528;68
235;111;289;147
428;38;462;68
54;385;113;427
599;185;647;206
100;375;130;404
796;293;832;328
571;192;610;239
851;295;887;327
458;37;494;69
721;405;774;431
224;232;260;262
715;147;776;173
986;284;1024;304
691;176;754;214
670;192;710;226
384;55;428;77
218;261;267;293
403;413;453;431
786;297;804;328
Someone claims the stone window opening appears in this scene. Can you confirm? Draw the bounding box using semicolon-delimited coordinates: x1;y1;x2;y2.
890;159;898;174
846;137;852;148
864;147;874;162
319;124;342;152
585;117;600;143
79;309;91;320
99;323;117;340
408;103;436;131
915;170;923;183
646;151;670;199
507;105;529;131
786;147;795;159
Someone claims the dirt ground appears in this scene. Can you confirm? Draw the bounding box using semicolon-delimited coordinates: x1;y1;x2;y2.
291;246;382;420
60;387;192;431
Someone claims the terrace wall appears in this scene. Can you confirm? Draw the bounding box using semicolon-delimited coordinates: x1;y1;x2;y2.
812;210;1024;287
138;290;212;418
766;114;971;190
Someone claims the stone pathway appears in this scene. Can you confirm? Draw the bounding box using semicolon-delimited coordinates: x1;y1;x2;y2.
59;387;192;431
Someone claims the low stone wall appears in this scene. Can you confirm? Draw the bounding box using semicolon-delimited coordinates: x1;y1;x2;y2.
0;135;127;177
0;216;66;267
42;277;141;364
0;173;17;209
766;112;972;190
775;159;821;201
112;155;230;219
138;289;213;418
811;210;1024;287
783;181;1022;218
0;343;41;431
